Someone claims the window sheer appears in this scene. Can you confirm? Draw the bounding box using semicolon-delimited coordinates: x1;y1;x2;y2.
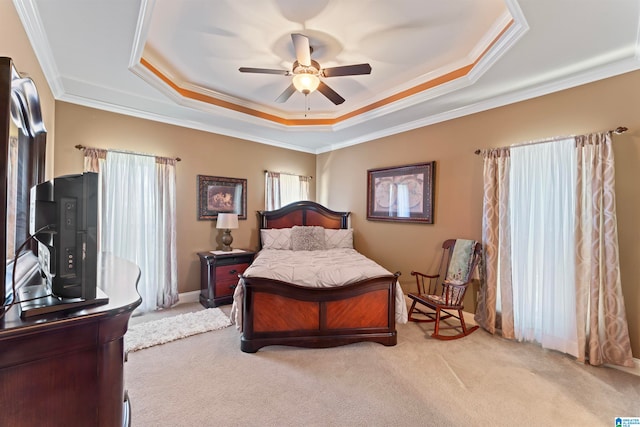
84;149;178;314
510;139;579;356
265;171;310;210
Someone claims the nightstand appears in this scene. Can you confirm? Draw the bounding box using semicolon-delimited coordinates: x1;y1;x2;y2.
198;250;255;308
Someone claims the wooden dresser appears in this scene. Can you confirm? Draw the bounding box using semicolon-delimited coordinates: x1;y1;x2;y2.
0;255;141;427
198;250;255;307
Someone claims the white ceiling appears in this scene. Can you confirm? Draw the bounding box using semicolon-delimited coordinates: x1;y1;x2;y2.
13;0;640;153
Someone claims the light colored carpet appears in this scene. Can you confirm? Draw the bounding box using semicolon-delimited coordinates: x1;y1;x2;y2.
125;303;640;426
124;307;231;353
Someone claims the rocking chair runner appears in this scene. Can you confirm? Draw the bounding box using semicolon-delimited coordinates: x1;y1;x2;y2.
408;239;482;340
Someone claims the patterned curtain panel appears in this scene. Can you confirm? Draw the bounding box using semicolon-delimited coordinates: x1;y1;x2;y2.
155;157;179;309
475;148;514;339
574;132;633;367
83;147;107;173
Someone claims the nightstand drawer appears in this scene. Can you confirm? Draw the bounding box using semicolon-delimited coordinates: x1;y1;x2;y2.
214;280;239;297
214;263;249;296
217;255;252;265
216;263;249;279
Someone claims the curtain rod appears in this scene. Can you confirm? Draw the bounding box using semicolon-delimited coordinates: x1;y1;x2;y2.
75;144;181;162
474;126;628;155
264;169;312;179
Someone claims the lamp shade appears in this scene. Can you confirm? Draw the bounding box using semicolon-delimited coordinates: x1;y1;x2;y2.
216;213;238;229
292;73;320;94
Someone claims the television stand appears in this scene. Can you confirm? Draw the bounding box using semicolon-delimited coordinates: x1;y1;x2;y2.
18;283;109;318
0;254;141;427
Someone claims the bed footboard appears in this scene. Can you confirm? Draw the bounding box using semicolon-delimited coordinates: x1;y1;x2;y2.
240;273;399;353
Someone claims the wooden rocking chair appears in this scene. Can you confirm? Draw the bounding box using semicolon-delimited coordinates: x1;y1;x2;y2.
408;239;482;340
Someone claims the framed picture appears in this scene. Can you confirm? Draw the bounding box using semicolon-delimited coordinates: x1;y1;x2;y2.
197;175;247;220
366;161;435;223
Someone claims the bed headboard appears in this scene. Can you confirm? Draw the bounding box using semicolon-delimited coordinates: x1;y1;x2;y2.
258;201;350;230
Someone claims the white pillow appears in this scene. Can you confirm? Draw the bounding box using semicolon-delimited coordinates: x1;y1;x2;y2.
260;228;291;250
324;228;354;249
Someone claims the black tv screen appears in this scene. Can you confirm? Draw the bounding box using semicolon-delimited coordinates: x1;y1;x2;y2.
29;172;98;300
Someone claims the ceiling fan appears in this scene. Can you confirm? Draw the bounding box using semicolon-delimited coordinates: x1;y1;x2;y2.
239;33;372;105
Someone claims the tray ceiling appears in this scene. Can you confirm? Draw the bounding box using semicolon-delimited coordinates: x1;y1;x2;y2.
13;0;640;153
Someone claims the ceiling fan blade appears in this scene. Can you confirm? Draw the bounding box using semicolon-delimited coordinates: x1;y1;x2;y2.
239;67;289;75
321;63;372;78
317;81;345;105
291;33;311;66
275;84;296;103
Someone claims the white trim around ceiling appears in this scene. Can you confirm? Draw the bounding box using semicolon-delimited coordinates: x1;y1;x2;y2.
12;0;65;96
318;55;640;154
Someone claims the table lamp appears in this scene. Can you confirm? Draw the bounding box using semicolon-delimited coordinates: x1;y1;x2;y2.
216;213;238;251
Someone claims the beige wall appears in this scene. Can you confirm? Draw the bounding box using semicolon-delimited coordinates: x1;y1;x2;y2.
1;0;55;178
53;102;316;298
318;70;640;358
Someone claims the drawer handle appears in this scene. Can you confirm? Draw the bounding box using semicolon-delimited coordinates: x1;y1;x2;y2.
229;269;237;274
229;284;237;290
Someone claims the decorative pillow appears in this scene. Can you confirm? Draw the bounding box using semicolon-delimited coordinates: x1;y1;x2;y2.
324;228;354;249
260;228;292;250
290;226;326;251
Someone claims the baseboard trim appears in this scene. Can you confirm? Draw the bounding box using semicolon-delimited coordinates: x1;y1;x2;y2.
177;290;200;305
607;358;640;377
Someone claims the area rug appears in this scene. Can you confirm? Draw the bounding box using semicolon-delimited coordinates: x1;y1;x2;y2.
125;308;231;353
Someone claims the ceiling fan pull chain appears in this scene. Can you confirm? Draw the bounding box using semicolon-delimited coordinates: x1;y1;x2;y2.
304;94;309;117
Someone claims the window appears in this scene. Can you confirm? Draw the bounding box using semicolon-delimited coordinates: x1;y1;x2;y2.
265;171;311;210
6;134;19;260
6;131;34;262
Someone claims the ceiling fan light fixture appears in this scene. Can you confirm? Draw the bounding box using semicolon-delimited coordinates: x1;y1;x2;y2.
292;73;320;94
240;34;369;105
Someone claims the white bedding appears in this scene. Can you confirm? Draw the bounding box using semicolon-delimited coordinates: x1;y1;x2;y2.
230;248;408;329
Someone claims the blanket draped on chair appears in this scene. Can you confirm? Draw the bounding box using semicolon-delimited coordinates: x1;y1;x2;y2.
444;239;478;284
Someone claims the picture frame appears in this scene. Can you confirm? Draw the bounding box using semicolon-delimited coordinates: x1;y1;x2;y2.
366;161;435;223
197;175;247;220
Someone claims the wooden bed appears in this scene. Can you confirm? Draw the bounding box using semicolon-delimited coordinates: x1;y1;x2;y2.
239;201;399;353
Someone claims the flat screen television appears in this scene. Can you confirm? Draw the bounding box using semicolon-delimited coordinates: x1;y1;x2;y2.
20;172;107;317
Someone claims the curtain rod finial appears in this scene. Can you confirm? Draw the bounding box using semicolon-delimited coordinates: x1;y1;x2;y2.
613;126;628;135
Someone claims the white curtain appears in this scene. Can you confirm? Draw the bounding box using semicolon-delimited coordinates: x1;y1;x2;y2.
84;149;178;314
265;172;310;210
510;139;579;356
